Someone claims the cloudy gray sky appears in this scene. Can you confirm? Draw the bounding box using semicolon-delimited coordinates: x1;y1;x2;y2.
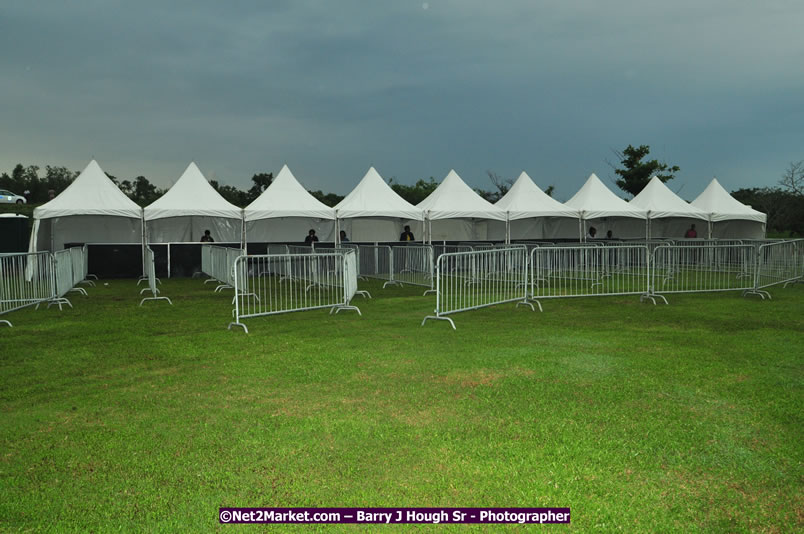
1;0;802;201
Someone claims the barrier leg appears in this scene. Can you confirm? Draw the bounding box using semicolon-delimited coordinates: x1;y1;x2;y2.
1;320;11;327
421;315;456;330
228;321;248;333
742;288;770;299
139;296;172;306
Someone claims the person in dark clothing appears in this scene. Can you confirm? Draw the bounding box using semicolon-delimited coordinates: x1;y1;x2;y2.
200;230;214;242
339;230;349;242
399;225;415;241
304;229;319;244
685;224;697;238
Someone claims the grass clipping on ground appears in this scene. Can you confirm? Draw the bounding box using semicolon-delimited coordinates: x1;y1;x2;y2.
1;278;802;531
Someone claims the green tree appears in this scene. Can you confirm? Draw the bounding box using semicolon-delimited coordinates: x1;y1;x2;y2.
732;187;804;237
308;190;344;207
612;144;680;197
247;172;273;203
209;180;248;207
387;177;438;205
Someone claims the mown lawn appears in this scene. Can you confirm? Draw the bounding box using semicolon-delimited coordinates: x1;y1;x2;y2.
1;278;802;532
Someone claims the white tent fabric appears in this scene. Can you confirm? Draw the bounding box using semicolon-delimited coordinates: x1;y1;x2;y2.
144;162;243;243
629;176;708;239
488;171;580;240
29;160;143;252
417;170;506;241
334;167;423;242
244;165;336;242
691;178;766;238
564;173;647;239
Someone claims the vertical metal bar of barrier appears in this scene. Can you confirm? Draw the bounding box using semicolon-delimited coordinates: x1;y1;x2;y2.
140;247;172;306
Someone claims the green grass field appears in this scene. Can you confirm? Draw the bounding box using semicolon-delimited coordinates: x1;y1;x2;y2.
1;278;802;532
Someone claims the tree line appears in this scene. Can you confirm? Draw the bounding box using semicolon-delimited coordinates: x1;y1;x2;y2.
2;151;801;235
0;163;526;208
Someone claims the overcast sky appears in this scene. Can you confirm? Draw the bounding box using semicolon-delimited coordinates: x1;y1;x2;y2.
1;1;802;201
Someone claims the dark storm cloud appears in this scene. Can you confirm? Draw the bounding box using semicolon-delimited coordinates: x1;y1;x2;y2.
1;0;802;198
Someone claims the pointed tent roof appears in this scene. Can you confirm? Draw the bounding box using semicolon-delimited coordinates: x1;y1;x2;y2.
496;171;579;220
334;167;422;220
629;176;708;220
417;170;506;221
34;159;142;219
564;173;647;219
244;164;335;221
691;178;766;222
144;162;242;221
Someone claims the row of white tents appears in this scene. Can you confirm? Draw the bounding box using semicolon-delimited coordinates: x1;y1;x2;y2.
29;160;767;252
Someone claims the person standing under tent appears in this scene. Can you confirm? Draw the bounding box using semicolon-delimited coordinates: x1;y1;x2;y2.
339;230;350;242
200;229;214;242
399;225;415;242
587;226;597;239
685;224;697;238
304;229;319;244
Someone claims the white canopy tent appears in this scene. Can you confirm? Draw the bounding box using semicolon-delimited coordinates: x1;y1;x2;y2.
29;160;143;252
489;171;580;242
691;178;766;238
564;173;647;240
144;162;243;243
629;176;709;239
334;167;423;243
244;165;336;243
416;170;507;242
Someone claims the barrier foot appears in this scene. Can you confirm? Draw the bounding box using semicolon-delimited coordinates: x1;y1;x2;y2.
355;290;372;299
783;277;803;288
136;278;146;286
382;280;403;288
640;293;668;305
228;321;249;333
204;278;217;284
214;284;232;292
140;287;160;295
69;287;88;296
516;300;536;312
79;279;96;287
87;274;98;280
524;299;543;312
47;297;72;310
421;315;456;330
330;305;361;316
139;296;172;307
423;289;437;296
0;320;11;327
743;289;770;300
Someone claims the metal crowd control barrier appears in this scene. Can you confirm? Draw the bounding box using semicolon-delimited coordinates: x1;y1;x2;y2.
1;251;55;327
202;245;245;292
228;250;361;333
69;245;94;287
753;240;803;296
391;245;435;294
422;247;534;330
651;244;756;300
140;247;172;306
50;250;78;309
529;245;656;304
353;244;394;287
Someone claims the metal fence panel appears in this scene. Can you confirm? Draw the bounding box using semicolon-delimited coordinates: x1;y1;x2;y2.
1;252;55;326
140;247;172;306
651;244;755;296
229;250;360;332
530;245;651;301
754;240;803;292
422;247;534;329
391;245;434;290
